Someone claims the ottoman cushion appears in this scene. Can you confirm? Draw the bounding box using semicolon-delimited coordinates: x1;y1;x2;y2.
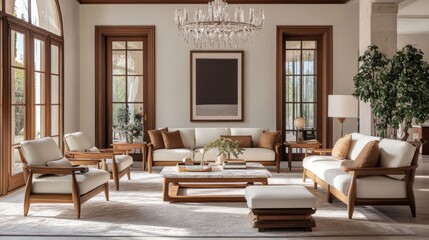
245;185;316;209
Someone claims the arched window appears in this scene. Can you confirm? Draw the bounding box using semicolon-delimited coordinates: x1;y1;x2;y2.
1;0;64;194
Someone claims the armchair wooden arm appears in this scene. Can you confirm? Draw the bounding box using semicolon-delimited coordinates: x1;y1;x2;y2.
66;152;116;159
24;165;89;175
99;148;128;154
341;165;417;176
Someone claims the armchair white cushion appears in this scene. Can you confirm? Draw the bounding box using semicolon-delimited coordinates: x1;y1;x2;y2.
105;155;133;172
20;137;64;166
64;132;92;152
32;168;110;194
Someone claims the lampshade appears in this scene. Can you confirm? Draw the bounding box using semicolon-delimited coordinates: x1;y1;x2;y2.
328;95;358;118
294;117;305;129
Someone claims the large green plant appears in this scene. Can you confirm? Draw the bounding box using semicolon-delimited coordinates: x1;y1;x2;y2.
353;45;429;139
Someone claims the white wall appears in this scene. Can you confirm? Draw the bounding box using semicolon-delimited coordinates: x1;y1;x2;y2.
398;34;429;62
79;1;359;144
59;0;80;134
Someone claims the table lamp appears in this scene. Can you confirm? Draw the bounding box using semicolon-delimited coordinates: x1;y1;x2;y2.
328;95;358;136
294;117;305;143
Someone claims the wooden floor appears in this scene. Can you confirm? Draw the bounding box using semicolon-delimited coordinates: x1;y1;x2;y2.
1;155;429;240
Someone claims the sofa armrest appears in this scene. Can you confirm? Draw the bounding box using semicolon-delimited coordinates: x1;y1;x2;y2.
341;165;417;176
312;148;333;155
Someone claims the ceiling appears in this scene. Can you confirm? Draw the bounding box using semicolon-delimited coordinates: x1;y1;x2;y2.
398;0;429;34
76;0;350;4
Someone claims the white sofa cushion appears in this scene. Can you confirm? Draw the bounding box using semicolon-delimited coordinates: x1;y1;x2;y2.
20;138;63;166
238;148;275;162
195;128;230;148
230;128;266;147
324;171;407;198
303;155;351;182
347;133;381;160
379;138;416;180
153;148;193;161
169;128;195;149
31;168;110;195
245;185;316;209
64;132;92;152
105;155;133;172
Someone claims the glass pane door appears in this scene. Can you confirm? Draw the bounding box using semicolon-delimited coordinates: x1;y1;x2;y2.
284;40;318;142
10;29;26;176
34;37;46;139
50;42;61;145
109;38;145;143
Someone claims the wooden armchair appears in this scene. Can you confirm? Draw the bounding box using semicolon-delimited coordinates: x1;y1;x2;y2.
18;138;110;219
64;132;133;191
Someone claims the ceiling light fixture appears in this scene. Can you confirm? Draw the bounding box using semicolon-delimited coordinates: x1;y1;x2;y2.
174;0;265;48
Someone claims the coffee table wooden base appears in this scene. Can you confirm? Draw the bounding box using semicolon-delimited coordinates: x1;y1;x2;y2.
162;177;268;202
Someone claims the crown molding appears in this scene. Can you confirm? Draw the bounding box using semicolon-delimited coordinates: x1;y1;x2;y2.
77;0;350;4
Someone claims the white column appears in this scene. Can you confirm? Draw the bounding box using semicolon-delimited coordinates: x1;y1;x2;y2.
358;0;399;135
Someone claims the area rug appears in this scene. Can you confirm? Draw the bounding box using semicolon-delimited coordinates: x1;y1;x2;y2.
0;167;414;238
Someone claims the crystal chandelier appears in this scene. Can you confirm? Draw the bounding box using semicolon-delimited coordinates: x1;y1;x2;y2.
174;0;265;48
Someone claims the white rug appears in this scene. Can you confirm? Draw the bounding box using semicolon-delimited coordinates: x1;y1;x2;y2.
0;167;414;238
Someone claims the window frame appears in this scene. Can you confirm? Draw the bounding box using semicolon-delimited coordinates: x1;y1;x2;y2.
0;0;64;195
94;26;155;148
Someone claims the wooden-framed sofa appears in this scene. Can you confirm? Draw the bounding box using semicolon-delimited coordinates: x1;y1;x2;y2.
147;128;281;173
303;133;420;219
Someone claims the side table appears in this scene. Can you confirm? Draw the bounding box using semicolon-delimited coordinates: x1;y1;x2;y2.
111;142;147;171
284;141;321;171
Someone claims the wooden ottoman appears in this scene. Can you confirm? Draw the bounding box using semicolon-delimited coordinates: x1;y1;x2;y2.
245;185;317;232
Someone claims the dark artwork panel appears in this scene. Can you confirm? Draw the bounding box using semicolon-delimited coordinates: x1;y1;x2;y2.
196;59;238;105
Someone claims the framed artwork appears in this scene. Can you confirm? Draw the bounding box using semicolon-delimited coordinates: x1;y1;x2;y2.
190;51;244;121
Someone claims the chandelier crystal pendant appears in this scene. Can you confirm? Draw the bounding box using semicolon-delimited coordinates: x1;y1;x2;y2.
174;0;265;48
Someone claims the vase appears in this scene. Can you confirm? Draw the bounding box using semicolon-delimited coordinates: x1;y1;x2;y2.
216;153;228;165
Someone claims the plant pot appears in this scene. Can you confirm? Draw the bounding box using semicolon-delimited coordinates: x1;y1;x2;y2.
216;153;228;165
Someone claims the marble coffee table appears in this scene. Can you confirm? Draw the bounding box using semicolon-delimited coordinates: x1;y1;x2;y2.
160;163;271;202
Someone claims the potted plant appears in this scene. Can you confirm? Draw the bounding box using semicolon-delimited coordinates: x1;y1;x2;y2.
353;45;429;139
203;137;245;165
114;106;144;143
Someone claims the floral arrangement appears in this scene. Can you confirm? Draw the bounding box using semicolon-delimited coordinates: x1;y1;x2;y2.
203;137;245;160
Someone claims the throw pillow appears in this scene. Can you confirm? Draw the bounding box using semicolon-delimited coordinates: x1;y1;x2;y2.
86;146;100;153
332;134;352;160
352;140;380;168
258;131;281;150
47;157;72;167
162;130;185;149
220;135;253;148
148;127;168;150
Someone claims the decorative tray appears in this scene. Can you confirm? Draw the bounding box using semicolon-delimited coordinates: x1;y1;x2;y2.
176;162;212;172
